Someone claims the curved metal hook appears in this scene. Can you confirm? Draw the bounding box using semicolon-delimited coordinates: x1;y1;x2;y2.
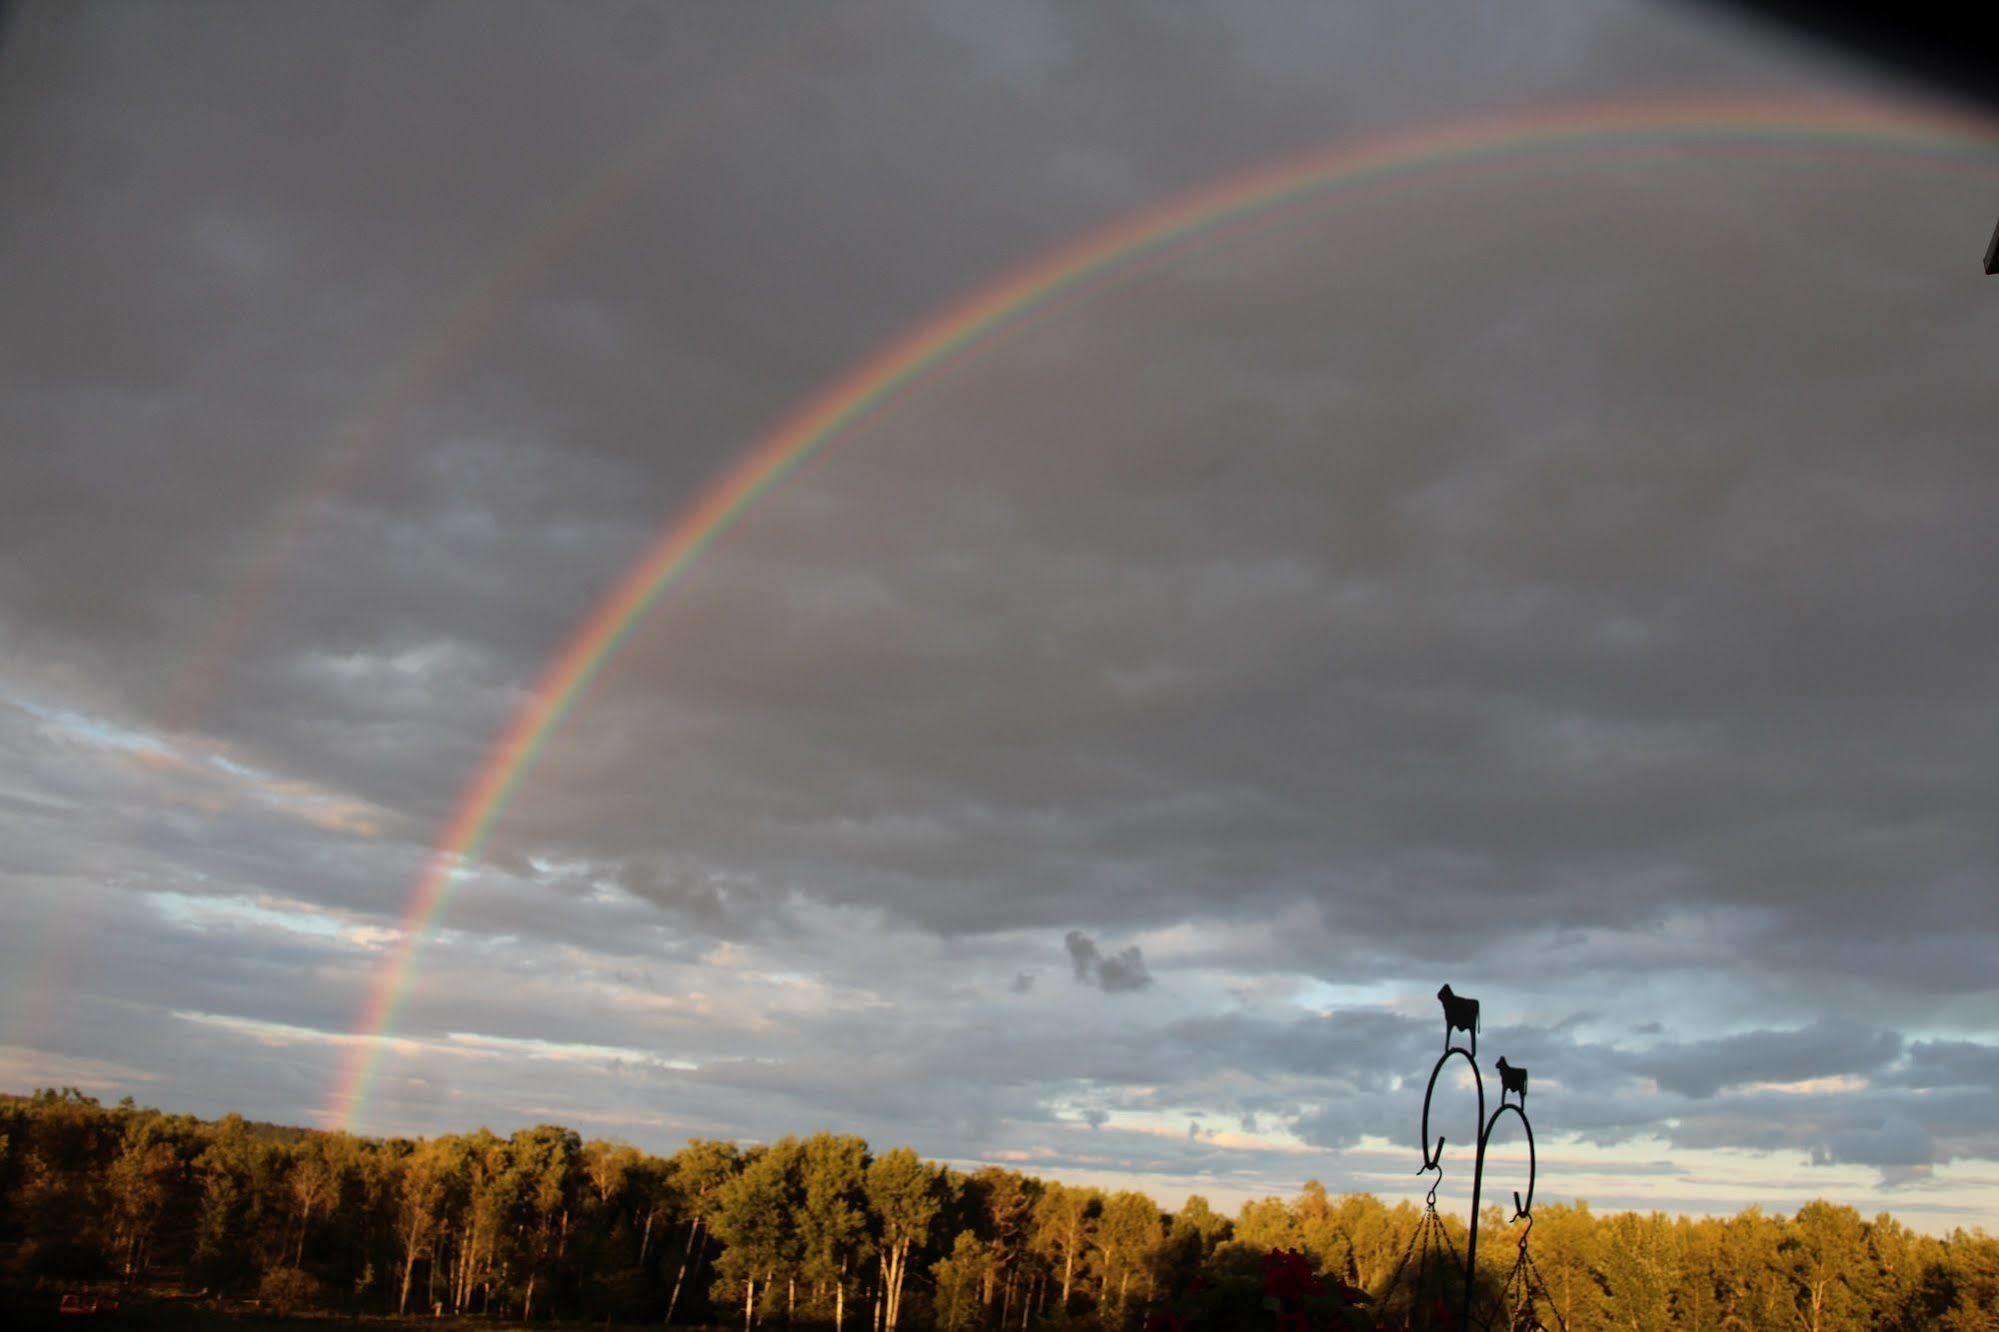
1481;1101;1538;1222
1417;1046;1485;1175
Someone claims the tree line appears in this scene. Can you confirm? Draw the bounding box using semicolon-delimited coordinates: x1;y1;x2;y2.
3;1087;1997;1329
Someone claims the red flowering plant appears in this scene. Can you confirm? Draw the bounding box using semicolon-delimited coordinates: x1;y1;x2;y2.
1143;1247;1373;1331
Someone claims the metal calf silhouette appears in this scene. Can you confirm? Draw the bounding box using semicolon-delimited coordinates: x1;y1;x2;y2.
1412;985;1553;1332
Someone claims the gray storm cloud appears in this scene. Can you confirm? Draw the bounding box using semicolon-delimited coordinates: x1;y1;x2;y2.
2;0;1998;1225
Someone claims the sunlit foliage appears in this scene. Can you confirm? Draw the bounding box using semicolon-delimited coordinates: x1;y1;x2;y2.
2;1089;1996;1328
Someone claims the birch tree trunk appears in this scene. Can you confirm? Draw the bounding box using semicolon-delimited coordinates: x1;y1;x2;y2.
666;1218;702;1325
398;1241;420;1315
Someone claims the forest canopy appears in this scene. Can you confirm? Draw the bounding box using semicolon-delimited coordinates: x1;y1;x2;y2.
3;1088;1996;1329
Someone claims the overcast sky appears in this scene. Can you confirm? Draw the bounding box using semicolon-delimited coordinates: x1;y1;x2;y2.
3;1;1998;1231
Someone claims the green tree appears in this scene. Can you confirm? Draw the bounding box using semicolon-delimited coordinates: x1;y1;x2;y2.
967;1166;1042;1325
285;1129;349;1268
663;1138;740;1324
1232;1194;1301;1252
506;1124;582;1320
1527;1201;1605;1330
1032;1180;1100;1314
868;1146;947;1332
799;1133;872;1330
1331;1193;1401;1293
1865;1211;1933;1330
1715;1206;1794;1330
1787;1199;1873;1331
1594;1210;1676;1332
392;1137;455;1315
931;1230;991;1331
1096;1190;1165;1315
712;1142;802;1330
105;1113;184;1276
434;1128;512;1314
193;1113;285;1289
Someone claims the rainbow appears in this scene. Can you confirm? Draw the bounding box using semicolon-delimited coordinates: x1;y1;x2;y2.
326;97;1999;1129
8;31;822;1071
153;27;827;735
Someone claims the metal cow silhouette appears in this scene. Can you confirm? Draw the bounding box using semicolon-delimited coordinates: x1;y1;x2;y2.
1496;1056;1528;1106
1436;984;1480;1056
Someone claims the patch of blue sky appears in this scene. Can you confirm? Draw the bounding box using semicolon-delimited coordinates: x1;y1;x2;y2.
146;889;348;940
6;691;168;757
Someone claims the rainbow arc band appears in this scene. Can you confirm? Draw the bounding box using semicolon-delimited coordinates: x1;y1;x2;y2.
326;97;1999;1130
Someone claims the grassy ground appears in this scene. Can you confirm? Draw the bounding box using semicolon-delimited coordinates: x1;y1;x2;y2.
0;1289;734;1332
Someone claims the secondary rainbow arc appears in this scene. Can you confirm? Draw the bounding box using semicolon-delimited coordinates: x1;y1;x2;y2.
325;96;1999;1130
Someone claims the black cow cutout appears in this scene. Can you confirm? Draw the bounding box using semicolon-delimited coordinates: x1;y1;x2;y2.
1437;984;1479;1056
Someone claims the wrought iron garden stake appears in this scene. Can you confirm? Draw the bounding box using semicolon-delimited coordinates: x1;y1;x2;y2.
1415;985;1539;1332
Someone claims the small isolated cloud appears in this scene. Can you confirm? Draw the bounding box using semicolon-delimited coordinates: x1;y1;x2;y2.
1098;951;1153;993
1009;970;1035;994
1065;930;1154;994
1065;931;1098;980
